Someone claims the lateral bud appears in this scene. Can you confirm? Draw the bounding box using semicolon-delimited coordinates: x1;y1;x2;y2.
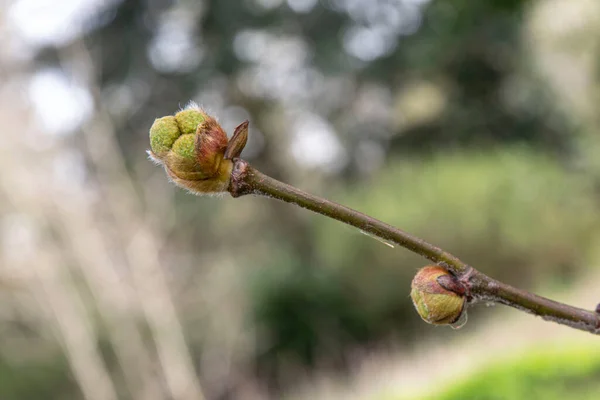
410;266;467;325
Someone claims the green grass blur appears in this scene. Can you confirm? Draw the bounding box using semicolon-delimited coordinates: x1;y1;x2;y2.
415;346;600;400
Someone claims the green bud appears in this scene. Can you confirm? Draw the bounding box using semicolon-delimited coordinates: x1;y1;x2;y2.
175;108;206;135
148;105;250;195
172;134;196;161
149;116;181;155
410;266;466;325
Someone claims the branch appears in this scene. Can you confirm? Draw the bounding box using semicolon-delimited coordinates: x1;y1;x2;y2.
229;158;600;335
147;108;599;335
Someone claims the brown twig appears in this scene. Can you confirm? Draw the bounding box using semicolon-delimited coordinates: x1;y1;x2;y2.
229;158;600;335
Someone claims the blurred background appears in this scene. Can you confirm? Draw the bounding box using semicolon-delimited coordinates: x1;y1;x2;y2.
1;0;600;399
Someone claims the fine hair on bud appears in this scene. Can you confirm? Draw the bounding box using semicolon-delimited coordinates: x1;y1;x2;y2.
148;105;249;195
410;265;466;325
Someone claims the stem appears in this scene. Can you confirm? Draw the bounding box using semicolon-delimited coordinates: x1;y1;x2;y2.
468;271;599;333
229;160;469;275
229;159;600;335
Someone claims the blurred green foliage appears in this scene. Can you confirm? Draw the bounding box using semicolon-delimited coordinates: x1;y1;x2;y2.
322;147;597;286
0;354;77;400
407;346;600;400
